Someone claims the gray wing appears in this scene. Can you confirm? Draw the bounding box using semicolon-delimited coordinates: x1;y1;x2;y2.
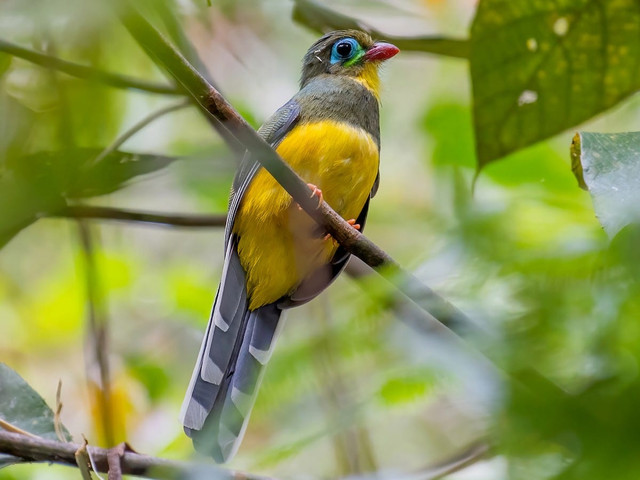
180;100;300;462
223;99;301;248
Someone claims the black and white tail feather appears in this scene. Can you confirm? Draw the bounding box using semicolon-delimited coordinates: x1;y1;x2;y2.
179;238;283;462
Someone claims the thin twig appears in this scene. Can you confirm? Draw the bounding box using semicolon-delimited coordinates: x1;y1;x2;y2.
152;1;216;87
107;0;482;341
54;380;66;443
92;99;191;166
412;442;491;480
0;38;181;95
77;221;114;447
55;206;227;228
84;435;106;480
292;0;469;59
0;419;38;438
74;438;94;480
312;298;377;475
344;442;490;480
107;444;125;480
0;431;274;480
137;1;245;154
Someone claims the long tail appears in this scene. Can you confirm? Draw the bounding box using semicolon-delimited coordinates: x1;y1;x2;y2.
180;239;283;462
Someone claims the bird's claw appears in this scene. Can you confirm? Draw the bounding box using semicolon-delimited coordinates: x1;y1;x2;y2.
297;183;323;211
346;218;361;231
323;218;360;244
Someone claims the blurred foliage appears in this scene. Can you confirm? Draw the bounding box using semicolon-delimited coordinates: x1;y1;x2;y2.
0;0;639;479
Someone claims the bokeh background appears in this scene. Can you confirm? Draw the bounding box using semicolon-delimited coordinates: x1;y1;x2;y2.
2;0;640;479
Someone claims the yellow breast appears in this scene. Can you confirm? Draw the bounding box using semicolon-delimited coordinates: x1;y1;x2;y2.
233;120;379;310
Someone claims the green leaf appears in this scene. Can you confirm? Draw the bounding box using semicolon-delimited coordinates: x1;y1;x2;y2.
0;364;70;440
0;364;71;467
65;149;177;198
126;356;170;402
0;53;11;79
378;372;435;406
423;102;476;168
471;0;640;168
571;131;640;237
0;170;66;249
0;148;177;248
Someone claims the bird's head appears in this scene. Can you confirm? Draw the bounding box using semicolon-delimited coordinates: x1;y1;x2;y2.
300;30;399;98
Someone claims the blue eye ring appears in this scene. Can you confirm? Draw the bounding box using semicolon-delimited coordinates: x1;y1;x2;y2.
330;38;360;64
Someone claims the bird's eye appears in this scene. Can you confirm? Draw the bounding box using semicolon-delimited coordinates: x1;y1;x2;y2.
335;41;352;58
330;38;360;64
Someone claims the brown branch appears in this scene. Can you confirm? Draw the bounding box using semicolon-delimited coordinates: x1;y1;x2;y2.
0;38;182;95
77;221;114;447
55;206;227;228
105;0;482;340
292;0;469;59
107;443;126;480
0;431;273;480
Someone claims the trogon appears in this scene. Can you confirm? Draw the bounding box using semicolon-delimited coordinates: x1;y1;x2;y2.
180;29;399;462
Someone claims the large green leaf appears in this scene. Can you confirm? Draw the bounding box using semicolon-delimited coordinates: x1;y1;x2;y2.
8;148;177;199
571;131;640;237
0;148;177;248
471;0;640;168
0;364;71;467
0;364;71;440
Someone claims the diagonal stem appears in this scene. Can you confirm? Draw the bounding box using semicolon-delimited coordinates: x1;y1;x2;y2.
77;220;115;448
91;99;190;167
0;38;181;95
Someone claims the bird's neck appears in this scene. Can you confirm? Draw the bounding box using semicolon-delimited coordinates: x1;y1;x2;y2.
353;63;381;101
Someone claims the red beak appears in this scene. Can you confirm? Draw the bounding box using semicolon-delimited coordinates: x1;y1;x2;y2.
364;42;400;61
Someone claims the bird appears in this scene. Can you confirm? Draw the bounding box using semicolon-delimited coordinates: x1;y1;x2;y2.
180;29;399;462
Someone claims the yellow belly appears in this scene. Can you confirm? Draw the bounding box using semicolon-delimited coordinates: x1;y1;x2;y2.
233;120;379;310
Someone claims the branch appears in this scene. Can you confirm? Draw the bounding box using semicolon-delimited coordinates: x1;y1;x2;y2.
0;38;182;95
145;0;245;154
151;0;216;87
92;99;191;166
0;431;272;480
77;221;115;447
0;36;243;152
106;0;483;340
56;206;226;227
415;442;490;480
292;0;469;59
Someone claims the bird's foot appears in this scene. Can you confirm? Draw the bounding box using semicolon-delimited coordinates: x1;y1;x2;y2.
322;218;360;244
297;183;323;211
346;218;361;231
